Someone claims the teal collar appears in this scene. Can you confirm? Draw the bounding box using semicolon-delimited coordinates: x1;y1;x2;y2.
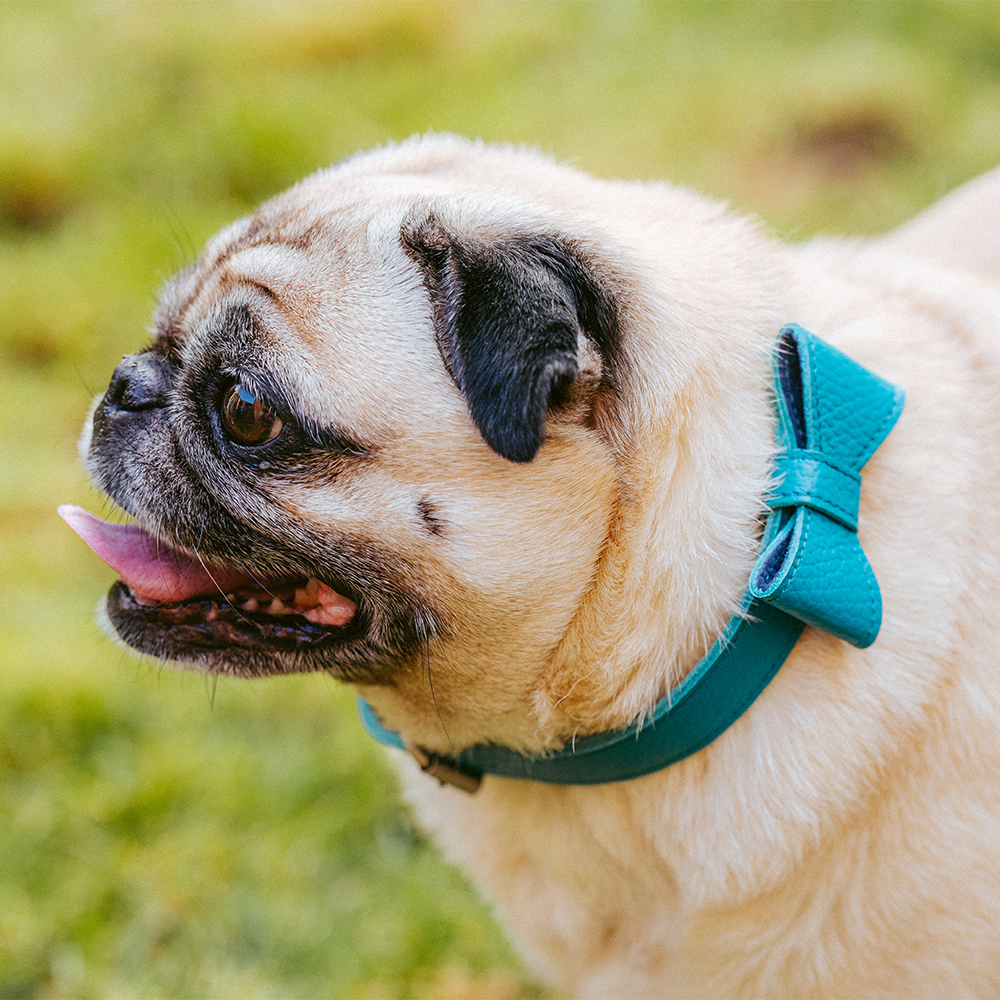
358;325;905;791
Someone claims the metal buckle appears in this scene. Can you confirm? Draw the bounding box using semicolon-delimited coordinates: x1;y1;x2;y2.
404;741;482;793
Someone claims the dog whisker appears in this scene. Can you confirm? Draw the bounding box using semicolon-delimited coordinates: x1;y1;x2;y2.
417;615;453;752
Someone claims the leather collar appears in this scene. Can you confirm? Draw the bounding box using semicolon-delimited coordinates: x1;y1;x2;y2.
358;325;904;791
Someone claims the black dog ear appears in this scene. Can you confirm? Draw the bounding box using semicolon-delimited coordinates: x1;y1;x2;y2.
401;214;618;463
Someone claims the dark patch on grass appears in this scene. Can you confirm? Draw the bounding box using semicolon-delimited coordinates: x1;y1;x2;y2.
794;110;912;178
0;170;71;234
4;326;63;369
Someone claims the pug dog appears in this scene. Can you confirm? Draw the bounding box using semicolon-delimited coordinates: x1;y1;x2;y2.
62;135;1000;998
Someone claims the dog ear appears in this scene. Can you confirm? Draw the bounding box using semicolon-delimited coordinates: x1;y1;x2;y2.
401;214;618;463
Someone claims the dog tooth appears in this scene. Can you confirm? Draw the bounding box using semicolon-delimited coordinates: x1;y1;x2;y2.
294;578;321;608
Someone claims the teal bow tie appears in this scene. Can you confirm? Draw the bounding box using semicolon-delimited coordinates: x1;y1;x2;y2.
358;325;904;789
750;326;905;648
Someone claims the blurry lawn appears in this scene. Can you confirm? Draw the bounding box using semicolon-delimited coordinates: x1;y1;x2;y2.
3;1;1000;997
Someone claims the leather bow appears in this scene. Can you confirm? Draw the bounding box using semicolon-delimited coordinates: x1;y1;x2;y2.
749;325;905;648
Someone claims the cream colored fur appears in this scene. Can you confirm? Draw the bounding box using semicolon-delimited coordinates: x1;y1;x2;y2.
103;137;1000;996
334;141;1000;998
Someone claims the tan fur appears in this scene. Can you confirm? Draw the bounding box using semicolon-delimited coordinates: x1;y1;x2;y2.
93;137;1000;997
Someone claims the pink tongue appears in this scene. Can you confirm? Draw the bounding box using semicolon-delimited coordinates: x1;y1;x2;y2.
58;504;253;603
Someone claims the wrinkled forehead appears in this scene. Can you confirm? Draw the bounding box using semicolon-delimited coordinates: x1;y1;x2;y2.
152;189;461;441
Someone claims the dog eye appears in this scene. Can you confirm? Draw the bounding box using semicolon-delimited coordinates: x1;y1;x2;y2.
221;383;284;446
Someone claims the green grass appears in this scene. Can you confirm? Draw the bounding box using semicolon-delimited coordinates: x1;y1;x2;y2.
3;2;1000;997
0;673;530;999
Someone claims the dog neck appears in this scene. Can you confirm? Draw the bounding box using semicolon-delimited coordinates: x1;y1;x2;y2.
359;325;904;791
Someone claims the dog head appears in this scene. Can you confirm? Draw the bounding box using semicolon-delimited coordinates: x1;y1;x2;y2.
66;136;778;753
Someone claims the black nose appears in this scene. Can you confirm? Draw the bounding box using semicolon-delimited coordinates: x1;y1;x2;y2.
104;352;172;411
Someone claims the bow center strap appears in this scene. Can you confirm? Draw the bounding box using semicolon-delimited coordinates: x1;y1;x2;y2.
771;449;861;531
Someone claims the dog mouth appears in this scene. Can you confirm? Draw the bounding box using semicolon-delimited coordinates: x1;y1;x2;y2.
59;505;358;654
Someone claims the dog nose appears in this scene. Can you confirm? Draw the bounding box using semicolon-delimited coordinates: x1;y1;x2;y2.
104;352;171;411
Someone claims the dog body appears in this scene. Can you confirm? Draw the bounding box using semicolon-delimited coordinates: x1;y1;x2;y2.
68;136;1000;997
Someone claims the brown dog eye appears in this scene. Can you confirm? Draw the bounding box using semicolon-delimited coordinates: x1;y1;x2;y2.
221;384;283;446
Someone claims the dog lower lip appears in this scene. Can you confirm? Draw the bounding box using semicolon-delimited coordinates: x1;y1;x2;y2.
109;580;355;651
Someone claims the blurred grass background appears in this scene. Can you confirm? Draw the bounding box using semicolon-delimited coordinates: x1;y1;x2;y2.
3;2;1000;997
